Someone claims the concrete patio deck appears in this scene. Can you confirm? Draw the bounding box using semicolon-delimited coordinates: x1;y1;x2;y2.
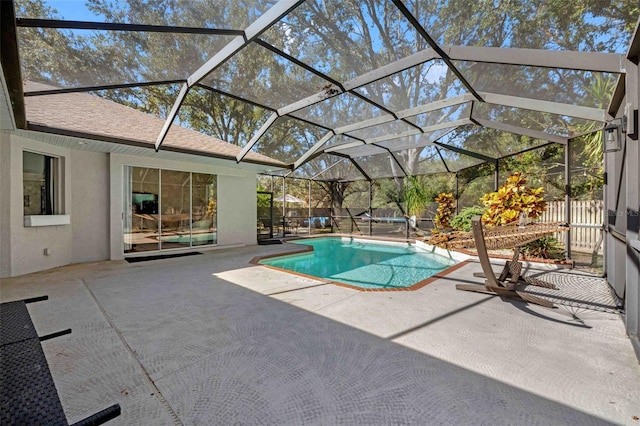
1;242;639;425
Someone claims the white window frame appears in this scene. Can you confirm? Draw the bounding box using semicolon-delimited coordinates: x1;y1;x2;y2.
23;150;69;227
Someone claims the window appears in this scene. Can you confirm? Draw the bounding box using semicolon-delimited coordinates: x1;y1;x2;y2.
23;151;59;215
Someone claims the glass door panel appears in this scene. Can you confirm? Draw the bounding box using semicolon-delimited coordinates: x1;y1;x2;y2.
192;173;217;246
125;166;160;253
160;170;191;249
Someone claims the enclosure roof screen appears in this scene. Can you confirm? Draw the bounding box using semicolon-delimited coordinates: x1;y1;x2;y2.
4;0;638;181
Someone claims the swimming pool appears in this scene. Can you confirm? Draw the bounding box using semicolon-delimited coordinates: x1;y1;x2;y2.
259;237;458;290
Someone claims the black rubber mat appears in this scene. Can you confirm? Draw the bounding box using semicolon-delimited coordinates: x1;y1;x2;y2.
125;252;202;263
0;338;67;425
257;239;283;245
0;301;38;346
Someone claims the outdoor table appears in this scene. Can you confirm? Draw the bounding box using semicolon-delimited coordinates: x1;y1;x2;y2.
0;297;121;426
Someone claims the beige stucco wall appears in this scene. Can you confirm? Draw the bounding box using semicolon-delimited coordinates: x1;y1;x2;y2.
1;133;259;277
3;133;73;277
0;132;12;277
71;150;110;263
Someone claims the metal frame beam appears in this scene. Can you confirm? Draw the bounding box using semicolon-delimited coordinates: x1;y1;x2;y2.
375;145;408;177
293;131;335;169
24;79;186;97
1;0;26;128
326;119;469;155
157;0;304;150
236;112;279;162
16;18;245;35
391;0;484;102
275;50;441;118
327;153;372;182
188;1;304;86
479;92;607;122
154;82;189;150
331;94;472;137
472;117;568;145
445;45;625;74
434;141;497;164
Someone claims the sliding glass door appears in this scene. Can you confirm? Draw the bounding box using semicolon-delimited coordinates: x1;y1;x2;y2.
124;166;216;253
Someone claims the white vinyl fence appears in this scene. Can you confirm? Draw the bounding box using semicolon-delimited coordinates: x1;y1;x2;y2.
540;200;604;254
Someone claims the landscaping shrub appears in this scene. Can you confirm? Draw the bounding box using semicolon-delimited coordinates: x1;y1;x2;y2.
522;236;564;259
481;172;547;226
450;206;485;231
434;192;455;230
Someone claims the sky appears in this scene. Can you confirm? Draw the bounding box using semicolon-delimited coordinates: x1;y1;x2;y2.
42;0;102;21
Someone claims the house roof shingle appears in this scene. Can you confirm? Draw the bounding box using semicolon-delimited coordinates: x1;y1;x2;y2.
23;81;284;168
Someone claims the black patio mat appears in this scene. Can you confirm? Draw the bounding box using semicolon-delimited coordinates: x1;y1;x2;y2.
125;252;203;263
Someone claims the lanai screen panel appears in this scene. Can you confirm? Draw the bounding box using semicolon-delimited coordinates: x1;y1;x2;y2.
407;1;633;52
311;157;367;182
454;61;619;108
413;146;450;175
447;125;553;160
406;102;471;128
199;42;332;110
472;103;599;138
375;129;453;152
251;115;326;163
351;152;404;180
344;120;417;143
353;59;466;112
437;145;488;172
259;0;425;82
17;28;235;88
289;154;344;180
439;124;506;158
15;0;278;29
178;86;274;148
289;92;387;129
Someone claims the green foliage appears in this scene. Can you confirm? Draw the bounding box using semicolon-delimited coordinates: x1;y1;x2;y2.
403;176;430;217
434;192;455;229
481;172;547;226
522;237;564;260
450;206;485;231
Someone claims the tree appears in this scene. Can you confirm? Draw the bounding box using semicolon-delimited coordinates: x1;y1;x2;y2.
16;0;638;201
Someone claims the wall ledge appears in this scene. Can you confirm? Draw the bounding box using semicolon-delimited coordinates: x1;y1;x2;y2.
24;215;70;227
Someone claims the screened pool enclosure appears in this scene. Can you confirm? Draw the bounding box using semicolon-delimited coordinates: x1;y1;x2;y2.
5;0;637;258
2;0;640;362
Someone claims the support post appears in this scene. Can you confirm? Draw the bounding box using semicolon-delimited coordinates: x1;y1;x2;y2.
494;160;499;191
624;59;639;350
564;140;572;260
308;180;312;235
455;172;459;215
282;176;286;236
369;180;373;236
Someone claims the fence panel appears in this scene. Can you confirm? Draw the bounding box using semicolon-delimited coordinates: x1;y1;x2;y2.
539;200;604;254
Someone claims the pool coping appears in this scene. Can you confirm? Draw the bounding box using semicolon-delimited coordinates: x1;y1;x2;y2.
249;235;472;292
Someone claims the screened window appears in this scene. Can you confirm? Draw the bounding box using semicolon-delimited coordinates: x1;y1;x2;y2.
23;151;59;216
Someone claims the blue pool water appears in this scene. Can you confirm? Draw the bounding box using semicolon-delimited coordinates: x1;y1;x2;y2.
159;232;216;244
260;237;457;289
